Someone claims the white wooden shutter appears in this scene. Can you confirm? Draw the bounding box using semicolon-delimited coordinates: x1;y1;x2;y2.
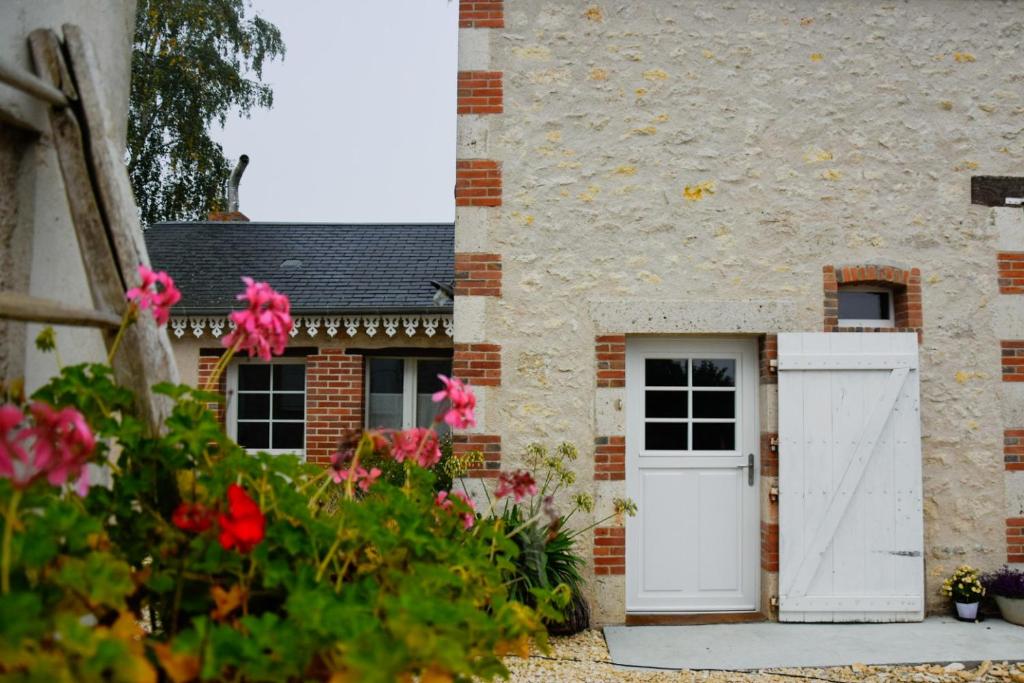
778;333;924;622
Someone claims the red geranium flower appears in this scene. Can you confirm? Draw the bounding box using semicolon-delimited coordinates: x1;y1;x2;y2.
172;501;215;533
218;484;265;553
495;470;538;503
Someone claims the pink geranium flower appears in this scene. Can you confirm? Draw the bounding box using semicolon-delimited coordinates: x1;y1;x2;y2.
329;451;382;492
222;277;292;361
0;402;95;496
435;489;476;529
125;264;181;326
390;427;441;468
432;374;476;429
495;470;537;503
0;405;29;485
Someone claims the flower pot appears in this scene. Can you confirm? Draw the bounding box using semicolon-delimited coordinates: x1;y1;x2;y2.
994;596;1024;626
955;601;980;620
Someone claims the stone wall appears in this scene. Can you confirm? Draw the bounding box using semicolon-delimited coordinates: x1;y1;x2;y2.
455;0;1024;622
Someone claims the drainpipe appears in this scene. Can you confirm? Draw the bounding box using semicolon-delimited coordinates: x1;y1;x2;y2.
227;154;249;213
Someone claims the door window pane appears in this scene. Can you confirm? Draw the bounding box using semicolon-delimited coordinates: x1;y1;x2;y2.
368;359;405;429
273;393;304;421
273;364;305;391
692;423;735;451
272;422;304;449
416;359;452;429
238;393;270;420
645;391;687;418
238;364;270;390
237;422;269;449
645;359;687;387
645;422;687;451
692;359;735;387
692;391;734;419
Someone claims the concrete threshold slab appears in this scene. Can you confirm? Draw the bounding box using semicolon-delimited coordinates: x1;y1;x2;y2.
604;618;1024;671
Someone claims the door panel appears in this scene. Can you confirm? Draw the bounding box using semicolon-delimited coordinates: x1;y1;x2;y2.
626;338;759;613
777;333;923;622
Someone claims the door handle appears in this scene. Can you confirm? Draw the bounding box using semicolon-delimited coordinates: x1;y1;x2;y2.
745;452;755;486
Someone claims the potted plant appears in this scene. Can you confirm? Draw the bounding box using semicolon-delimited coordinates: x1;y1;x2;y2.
982;566;1024;626
942;565;986;620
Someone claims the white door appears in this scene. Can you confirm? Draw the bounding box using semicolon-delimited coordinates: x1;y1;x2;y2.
777;333;923;622
626;338;760;613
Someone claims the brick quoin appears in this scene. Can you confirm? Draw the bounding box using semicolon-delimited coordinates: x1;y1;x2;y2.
1009;518;1024;563
761;432;778;477
823;264;923;340
759;334;777;385
761;521;779;572
453;343;501;386
459;0;503;28
594;526;625;576
305;350;363;464
197;355;226;425
454;253;502;297
1003;341;1024;382
455;160;501;207
998;252;1024;294
1006;429;1024;470
596;335;626;388
594;436;625;481
453;434;501;478
457;71;503;115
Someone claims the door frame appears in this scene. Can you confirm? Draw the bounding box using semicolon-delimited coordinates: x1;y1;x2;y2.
625;336;761;614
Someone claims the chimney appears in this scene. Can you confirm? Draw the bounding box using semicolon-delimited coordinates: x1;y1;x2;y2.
208;154;250;221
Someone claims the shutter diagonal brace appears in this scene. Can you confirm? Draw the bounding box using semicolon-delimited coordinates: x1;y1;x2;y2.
782;366;911;599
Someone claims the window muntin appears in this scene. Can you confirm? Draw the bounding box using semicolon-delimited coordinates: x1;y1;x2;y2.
367;357;453;436
232;361;306;453
838;287;894;327
643;357;737;453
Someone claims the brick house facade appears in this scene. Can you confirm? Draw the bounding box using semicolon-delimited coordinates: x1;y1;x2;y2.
149;222;460;467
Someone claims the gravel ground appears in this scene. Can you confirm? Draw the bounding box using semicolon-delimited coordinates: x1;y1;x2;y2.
503;630;1024;683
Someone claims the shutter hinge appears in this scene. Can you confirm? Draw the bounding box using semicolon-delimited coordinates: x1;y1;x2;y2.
769;486;779;503
769;436;778;452
769;359;778;373
770;595;779;608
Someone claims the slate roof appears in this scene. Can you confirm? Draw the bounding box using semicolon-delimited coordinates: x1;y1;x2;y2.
144;222;454;315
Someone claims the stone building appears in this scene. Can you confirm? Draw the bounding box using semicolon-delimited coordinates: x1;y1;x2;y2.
452;0;1024;623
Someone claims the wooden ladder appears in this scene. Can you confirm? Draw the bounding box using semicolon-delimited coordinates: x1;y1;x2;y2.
0;25;179;434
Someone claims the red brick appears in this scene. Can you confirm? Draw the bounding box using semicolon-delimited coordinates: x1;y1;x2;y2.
457;70;503;114
452;433;501;478
453;343;501;387
455;252;503;297
594;435;626;480
459;0;504;28
593;526;625;575
759;334;778;385
596;335;626;388
455;159;502;207
998;252;1024;294
761;521;779;572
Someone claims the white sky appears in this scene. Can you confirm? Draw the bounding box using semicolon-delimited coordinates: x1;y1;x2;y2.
214;0;459;224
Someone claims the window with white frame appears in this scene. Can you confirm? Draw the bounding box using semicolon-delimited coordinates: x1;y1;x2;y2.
226;359;306;454
837;286;895;328
366;357;453;435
